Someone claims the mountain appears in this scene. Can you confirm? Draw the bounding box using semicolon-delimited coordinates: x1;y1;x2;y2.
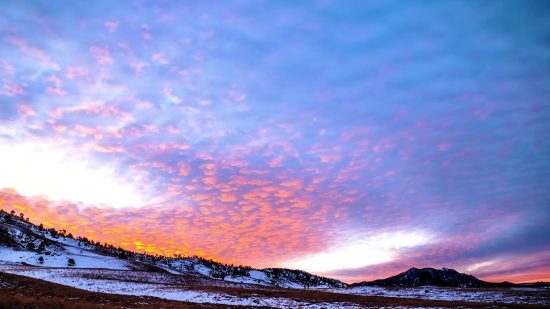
0;209;346;289
351;267;491;287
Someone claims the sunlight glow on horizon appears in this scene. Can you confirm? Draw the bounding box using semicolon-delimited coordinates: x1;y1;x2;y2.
288;231;434;272
0;142;146;208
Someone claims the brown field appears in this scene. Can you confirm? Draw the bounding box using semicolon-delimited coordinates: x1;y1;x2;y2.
1;271;550;309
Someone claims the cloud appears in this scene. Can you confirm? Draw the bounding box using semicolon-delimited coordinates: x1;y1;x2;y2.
0;0;549;283
104;21;120;32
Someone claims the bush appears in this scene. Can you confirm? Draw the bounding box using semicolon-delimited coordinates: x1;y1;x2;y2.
68;258;76;266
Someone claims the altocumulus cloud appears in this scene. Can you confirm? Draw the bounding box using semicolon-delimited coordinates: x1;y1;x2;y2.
0;0;549;282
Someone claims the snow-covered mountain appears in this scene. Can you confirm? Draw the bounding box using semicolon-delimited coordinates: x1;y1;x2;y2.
0;210;346;289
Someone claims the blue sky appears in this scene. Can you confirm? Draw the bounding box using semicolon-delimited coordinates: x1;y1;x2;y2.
1;0;549;282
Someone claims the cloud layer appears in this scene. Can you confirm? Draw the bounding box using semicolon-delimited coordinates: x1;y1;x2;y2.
1;0;549;283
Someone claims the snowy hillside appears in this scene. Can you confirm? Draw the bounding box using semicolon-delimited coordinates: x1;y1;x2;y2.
0;210;345;289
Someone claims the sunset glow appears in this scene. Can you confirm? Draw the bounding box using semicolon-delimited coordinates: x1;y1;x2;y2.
1;1;549;283
0;142;147;208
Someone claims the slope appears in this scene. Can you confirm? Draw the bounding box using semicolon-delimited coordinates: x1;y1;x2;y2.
0;209;345;289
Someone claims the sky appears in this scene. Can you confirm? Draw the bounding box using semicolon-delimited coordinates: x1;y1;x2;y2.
0;0;549;284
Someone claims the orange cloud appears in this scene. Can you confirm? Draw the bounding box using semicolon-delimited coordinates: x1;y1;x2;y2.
88;143;125;153
52;124;67;133
218;194;238;202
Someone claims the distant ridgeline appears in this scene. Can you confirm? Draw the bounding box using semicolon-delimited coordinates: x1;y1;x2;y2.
1;209;548;288
350;267;549;288
351;267;491;288
0;209;345;288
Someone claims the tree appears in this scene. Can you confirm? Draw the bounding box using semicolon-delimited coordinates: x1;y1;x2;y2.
68;258;76;266
38;241;46;251
38;256;44;264
27;242;35;250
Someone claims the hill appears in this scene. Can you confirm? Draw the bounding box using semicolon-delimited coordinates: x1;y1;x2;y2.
0;209;345;289
352;267;506;287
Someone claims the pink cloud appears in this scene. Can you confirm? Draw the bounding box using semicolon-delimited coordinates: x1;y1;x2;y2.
163;87;181;104
74;124;100;138
1;60;15;73
66;67;88;79
268;157;283;168
17;104;37;120
178;163;191;176
89;143;125;153
152;53;168;64
136;99;153;108
438;143;452;151
130;60;150;73
218;194;238;202
3;84;25;96
5;35;60;70
48;108;63;119
52;124;67;133
45;75;62;87
167;125;180;134
104;21;120;32
90;45;112;64
46;86;67;96
229;90;246;102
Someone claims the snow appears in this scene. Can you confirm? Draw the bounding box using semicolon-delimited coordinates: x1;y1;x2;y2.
323;285;549;305
157;265;183;274
0;243;131;270
0;266;368;308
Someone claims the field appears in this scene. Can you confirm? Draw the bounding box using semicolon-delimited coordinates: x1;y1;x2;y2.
1;266;549;309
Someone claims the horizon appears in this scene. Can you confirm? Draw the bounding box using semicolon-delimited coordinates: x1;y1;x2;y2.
1;209;549;285
1;1;549;284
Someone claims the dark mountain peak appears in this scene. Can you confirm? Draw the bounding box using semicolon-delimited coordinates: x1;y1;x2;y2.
352;267;490;287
